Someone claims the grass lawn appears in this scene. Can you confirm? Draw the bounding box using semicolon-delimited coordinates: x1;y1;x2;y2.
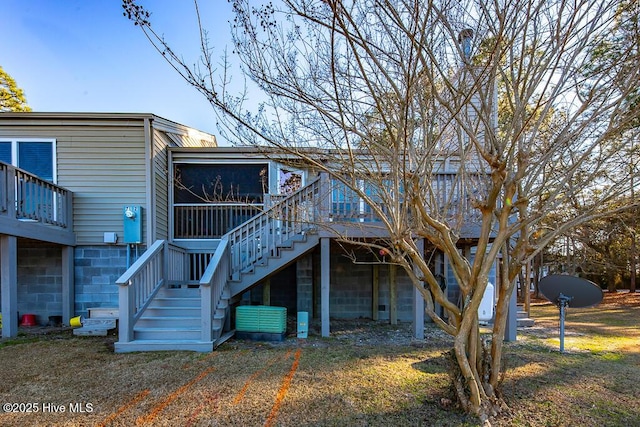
0;291;639;426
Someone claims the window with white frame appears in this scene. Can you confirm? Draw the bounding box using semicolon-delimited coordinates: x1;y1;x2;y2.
0;139;56;182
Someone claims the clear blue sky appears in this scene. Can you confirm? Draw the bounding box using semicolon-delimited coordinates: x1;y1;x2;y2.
1;0;239;136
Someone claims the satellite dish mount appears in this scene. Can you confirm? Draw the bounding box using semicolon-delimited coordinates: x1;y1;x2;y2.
556;293;573;352
539;275;603;353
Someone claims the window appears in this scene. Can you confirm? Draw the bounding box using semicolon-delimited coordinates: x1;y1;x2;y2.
331;179;361;221
331;177;403;222
0;142;11;163
0;139;56;182
174;163;268;204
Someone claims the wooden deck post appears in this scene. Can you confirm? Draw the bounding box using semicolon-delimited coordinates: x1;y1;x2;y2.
61;246;75;326
389;264;397;325
505;286;518;342
320;237;330;337
524;259;531;316
372;265;379;321
1;235;18;338
201;282;213;342
118;281;135;343
263;279;271;306
412;239;425;339
318;173;332;223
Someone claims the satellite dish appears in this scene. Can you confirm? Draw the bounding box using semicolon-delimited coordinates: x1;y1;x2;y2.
539;274;603;308
538;274;604;353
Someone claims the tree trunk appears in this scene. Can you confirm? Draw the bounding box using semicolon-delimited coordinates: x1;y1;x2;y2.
446;341;509;424
630;239;637;292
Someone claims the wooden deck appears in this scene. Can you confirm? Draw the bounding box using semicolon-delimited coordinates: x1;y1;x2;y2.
0;162;75;338
170;172;484;241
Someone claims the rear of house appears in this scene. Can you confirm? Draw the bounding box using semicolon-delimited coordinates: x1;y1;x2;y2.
1;113;504;351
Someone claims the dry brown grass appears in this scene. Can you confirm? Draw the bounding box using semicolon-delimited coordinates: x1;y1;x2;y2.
1;291;639;426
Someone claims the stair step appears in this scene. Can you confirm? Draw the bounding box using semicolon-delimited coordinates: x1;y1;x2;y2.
151;297;201;307
144;306;201;316
278;235;307;247
115;340;214;353
134;327;201;341
73;328;111;336
517;318;535;327
136;316;201;328
73;318;117;336
87;307;119;319
157;287;201;298
84;318;117;326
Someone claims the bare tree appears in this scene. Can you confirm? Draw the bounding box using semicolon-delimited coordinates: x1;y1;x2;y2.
124;0;640;420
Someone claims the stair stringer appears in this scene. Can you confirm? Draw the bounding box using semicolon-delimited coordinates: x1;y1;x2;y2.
230;233;320;298
211;284;232;344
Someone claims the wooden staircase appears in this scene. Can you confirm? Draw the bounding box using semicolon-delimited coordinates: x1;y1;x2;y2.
115;177;324;353
134;287;203;340
230;232;319;297
116;286;231;352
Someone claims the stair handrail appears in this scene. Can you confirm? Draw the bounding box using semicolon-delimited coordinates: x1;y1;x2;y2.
224;175;323;237
116;240;187;343
199;236;230;342
226;175;323;278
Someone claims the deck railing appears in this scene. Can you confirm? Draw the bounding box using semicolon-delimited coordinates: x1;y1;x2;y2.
116;240;188;343
172;172;480;240
328;173;481;223
199;236;230;342
0;162;73;228
0;164;7;215
174;203;263;239
227;176;322;278
186;250;216;283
